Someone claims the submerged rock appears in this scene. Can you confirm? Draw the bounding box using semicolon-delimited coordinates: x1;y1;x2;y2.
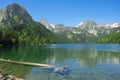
45;66;71;75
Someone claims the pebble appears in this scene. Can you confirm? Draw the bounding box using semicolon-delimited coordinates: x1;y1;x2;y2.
0;70;23;80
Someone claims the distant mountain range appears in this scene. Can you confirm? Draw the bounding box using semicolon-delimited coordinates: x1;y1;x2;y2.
39;19;120;43
0;3;120;45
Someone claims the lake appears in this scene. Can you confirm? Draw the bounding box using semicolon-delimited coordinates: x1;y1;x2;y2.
0;44;120;80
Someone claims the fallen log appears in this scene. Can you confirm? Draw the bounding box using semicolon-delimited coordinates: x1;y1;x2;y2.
0;59;70;75
0;59;55;67
8;75;23;80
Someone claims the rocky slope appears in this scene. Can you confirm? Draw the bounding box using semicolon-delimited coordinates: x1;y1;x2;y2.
3;3;118;43
0;3;33;28
0;3;64;45
40;19;120;43
39;19;54;31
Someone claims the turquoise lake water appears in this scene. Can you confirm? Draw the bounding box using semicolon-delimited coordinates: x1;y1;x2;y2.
0;44;120;80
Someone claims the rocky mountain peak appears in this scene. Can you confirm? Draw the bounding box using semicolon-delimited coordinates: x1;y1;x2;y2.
0;3;33;28
39;19;50;27
83;20;97;25
76;20;97;28
39;19;53;31
6;3;25;10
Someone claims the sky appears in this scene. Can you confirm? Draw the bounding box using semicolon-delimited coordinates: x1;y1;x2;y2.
0;0;120;26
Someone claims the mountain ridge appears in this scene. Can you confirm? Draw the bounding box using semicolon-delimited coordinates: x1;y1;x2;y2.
0;3;120;44
39;19;120;29
39;19;120;43
0;3;66;45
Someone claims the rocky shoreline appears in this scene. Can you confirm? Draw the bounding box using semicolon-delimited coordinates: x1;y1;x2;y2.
0;70;23;80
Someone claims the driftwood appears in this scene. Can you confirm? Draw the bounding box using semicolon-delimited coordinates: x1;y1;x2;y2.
0;59;70;75
8;75;23;80
0;59;55;67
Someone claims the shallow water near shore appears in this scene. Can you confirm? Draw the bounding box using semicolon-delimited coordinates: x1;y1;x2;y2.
0;44;120;80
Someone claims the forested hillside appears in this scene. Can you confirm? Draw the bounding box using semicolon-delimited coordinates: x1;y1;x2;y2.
0;3;68;45
98;31;120;43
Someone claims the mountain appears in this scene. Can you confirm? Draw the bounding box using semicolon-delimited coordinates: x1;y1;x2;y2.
0;3;33;28
98;28;120;43
38;18;120;43
0;3;65;45
39;19;54;31
1;3;119;45
106;23;120;28
76;20;97;28
76;20;113;36
45;20;120;43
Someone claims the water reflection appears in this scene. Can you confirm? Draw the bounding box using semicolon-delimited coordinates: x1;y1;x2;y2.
0;44;120;66
47;44;120;66
0;44;120;79
0;45;53;63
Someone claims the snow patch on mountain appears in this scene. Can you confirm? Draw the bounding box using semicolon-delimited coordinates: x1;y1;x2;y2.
106;23;120;28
